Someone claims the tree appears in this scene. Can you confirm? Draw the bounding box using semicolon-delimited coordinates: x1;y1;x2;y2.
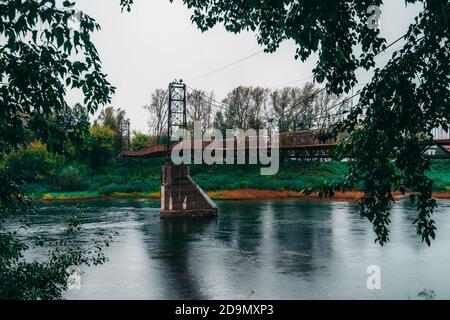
312;90;348;130
247;86;267;130
96;106;128;152
42;103;91;157
0;0;127;299
293;84;319;130
0;1;115;154
83;125;117;167
144;89;168;138
223;86;252;129
5;141;56;183
221;86;267;130
215;84;339;134
170;0;449;246
187;89;214;132
212;111;227;136
130;131;153;151
98;107;126;133
288;83;346;131
267;84;316;132
269;87;295;133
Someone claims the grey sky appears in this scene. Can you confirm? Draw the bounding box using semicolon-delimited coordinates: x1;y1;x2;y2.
70;0;422;133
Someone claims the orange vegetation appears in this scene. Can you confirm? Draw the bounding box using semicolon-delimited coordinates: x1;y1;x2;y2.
208;189;450;201
207;189;367;201
38;189;450;202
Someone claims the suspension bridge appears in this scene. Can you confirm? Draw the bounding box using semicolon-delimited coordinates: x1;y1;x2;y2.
122;81;450;160
122;129;450;160
120;81;450;218
122;33;450;161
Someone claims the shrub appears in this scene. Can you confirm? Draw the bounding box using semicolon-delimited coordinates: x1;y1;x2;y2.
130;132;152;151
54;165;88;192
5;141;56;182
98;181;156;195
83;125;117;167
22;182;60;196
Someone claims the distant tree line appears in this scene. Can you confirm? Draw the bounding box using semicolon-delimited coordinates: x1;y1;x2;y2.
142;82;349;146
3;106;131;188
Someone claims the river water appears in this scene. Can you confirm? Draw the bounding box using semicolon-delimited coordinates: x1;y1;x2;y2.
12;199;450;299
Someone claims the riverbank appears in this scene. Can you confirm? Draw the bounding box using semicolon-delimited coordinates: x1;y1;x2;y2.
25;158;450;202
36;189;450;202
39;191;160;201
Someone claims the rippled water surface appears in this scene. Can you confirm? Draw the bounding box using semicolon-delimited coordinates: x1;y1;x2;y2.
12;199;450;299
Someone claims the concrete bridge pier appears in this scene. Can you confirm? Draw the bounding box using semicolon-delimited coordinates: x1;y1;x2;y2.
160;164;218;218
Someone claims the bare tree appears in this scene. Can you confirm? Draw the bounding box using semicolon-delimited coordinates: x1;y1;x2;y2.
222;86;252;129
187;89;215;132
213;83;347;134
248;86;268;130
312;90;347;129
268;87;293;133
212;110;227;135
144;89;168;137
291;83;317;130
221;86;268;130
267;82;347;132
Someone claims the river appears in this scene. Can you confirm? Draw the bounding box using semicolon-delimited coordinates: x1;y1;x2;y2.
12;199;450;299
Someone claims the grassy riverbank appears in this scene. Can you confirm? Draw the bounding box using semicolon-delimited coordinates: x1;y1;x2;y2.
23;158;450;201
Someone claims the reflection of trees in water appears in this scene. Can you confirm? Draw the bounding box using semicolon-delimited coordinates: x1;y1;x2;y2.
195;200;337;276
270;201;334;275
214;200;336;276
387;202;434;252
345;200;428;251
345;199;422;244
137;200;373;297
214;201;265;263
141;217;216;299
158;218;215;299
335;202;375;251
398;201;421;227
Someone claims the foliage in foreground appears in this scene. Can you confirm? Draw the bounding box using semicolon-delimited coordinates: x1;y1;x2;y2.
0;0;130;300
0;170;111;300
163;0;450;246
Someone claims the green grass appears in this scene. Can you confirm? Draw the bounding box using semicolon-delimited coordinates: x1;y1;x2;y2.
26;157;450;200
191;161;348;192
428;160;450;191
41;191;101;200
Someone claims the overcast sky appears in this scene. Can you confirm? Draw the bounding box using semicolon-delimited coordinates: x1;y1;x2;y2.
70;0;423;133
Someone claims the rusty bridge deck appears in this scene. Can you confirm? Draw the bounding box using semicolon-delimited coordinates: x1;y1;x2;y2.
122;130;450;159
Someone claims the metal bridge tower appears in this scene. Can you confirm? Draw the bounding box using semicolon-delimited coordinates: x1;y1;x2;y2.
161;80;217;218
167;80;187;161
119;118;131;151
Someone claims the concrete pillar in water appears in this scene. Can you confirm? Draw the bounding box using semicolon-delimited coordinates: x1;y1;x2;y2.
160;164;218;218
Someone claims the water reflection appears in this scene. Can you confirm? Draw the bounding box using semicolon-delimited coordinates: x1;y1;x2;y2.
10;199;450;299
269;201;334;276
156;218;216;299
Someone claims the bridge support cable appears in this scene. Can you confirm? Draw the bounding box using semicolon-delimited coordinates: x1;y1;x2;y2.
186;50;264;82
